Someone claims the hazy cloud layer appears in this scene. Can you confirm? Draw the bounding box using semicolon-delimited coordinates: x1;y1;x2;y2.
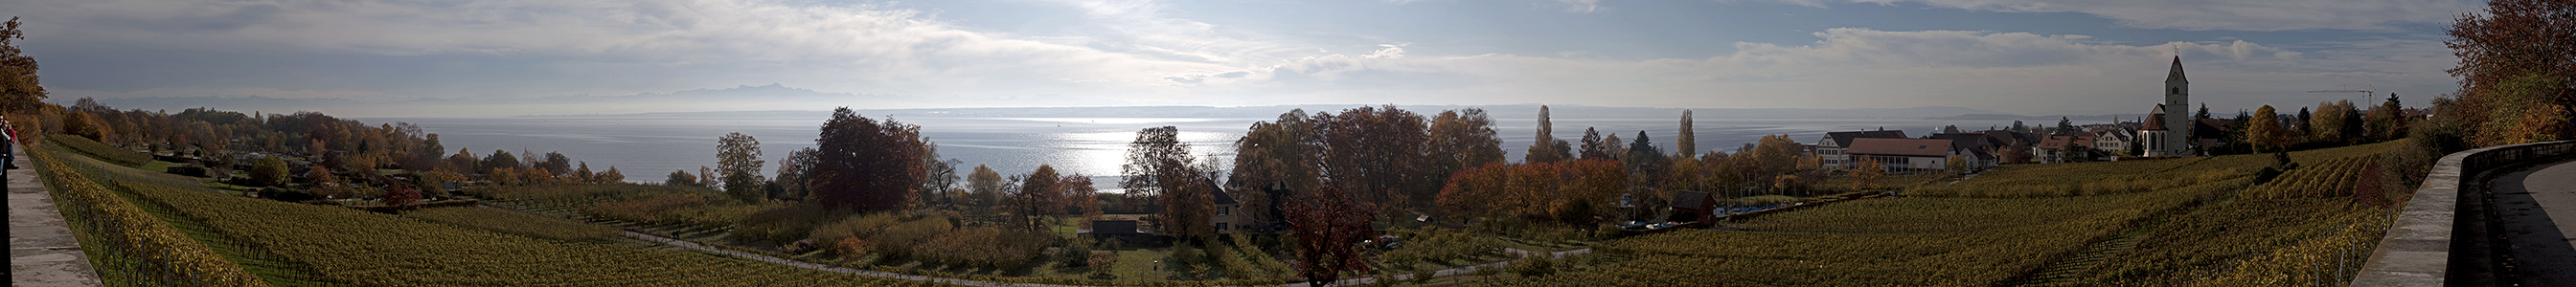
4;0;2463;117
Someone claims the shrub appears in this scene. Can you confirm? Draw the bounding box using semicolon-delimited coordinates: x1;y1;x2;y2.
869;217;954;260
806;212;901;250
1088;253;1119;274
912;227;1041;269
1510;253;1556;277
832;237;871;257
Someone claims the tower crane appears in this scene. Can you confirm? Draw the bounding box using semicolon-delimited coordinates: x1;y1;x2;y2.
2307;85;2377;102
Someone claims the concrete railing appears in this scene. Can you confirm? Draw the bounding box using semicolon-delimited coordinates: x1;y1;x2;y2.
2353;140;2576;286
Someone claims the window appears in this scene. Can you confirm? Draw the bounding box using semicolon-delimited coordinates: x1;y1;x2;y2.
1217;222;1229;232
2171;87;2178;95
1218;206;1232;215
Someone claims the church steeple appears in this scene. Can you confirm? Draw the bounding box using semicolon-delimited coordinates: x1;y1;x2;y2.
2166;55;2187;83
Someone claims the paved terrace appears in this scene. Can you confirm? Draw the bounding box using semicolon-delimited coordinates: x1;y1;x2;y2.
8;144;103;286
2490;159;2576;286
2356;141;2575;287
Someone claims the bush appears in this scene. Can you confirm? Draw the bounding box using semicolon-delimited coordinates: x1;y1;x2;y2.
832;237;872;257
1088;253;1119;274
869;217;954;260
912;227;1045;269
1510;253;1556;277
806;212;902;251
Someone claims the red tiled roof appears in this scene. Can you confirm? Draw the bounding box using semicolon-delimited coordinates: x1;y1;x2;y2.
1846;138;1952;157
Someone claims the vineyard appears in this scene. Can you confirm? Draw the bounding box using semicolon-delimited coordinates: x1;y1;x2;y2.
36;147;949;286
1483;142;2408;286
1912;141;2402;198
1491;178;2239;286
405;207;623;241
2244;156;2373;199
49;134;153;166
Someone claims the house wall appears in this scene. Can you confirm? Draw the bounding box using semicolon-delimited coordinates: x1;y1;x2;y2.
1213;204;1243;233
1815;137;1848;168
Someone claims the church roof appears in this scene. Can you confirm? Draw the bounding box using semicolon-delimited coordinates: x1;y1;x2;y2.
2167;56;2188;83
2143;104;2170;131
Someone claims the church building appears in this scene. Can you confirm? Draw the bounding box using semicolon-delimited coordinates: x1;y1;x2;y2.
2140;56;2194;157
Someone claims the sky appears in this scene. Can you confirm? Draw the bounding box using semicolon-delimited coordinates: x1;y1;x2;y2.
3;0;2481;117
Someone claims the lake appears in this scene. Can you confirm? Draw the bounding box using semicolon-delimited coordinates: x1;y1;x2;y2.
362;115;2016;192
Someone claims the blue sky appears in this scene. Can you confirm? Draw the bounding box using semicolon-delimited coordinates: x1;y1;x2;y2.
3;0;2478;117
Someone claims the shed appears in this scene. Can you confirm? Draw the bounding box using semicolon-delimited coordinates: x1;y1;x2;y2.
1669;190;1716;223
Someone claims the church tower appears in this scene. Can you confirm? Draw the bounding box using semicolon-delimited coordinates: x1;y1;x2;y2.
2162;55;2191;155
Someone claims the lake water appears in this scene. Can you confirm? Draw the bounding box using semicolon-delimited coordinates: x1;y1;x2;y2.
362;116;2013;192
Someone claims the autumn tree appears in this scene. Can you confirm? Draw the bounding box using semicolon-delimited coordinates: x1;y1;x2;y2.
1009;165;1067;231
1311;106;1433;224
2311;99;2357;144
664;169;700;187
716;132;766;203
1284;186;1378;286
1;17;43;114
1228;109;1318;226
597;166;626;183
968;165;1005;213
776;147;819;201
251;155;290;188
809;107;926;211
1678;110;1697;157
1557;159;1625;225
1524;105;1566;164
1061;173;1103;227
1123;126;1215;241
1851;156;1885;190
1427;108;1505;182
526;151;567;176
481;149;520;174
383;180;422;207
445;148;478;174
2366;93;2408;142
2446;0;2576;146
2247;105;2290;152
921;143;959;207
1435;162;1510;219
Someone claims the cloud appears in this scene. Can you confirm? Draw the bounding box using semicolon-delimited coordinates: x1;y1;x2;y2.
1221;28;2443;115
8;0;1240;99
1837;0;2481;31
1557;0;1607;13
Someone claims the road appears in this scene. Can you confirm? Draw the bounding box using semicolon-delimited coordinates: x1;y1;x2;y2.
2490;158;2576;286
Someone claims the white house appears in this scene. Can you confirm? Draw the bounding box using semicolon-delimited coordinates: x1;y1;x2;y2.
1845;138;1954;173
1815;130;1909;168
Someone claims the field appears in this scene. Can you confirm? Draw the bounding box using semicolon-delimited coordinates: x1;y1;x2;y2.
1487;141;2409;287
35;144;948;286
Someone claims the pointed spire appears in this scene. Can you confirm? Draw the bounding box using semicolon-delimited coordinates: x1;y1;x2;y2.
2166;55;2187;83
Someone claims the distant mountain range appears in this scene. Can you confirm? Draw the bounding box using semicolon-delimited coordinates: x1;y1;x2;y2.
1928;113;2154;121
